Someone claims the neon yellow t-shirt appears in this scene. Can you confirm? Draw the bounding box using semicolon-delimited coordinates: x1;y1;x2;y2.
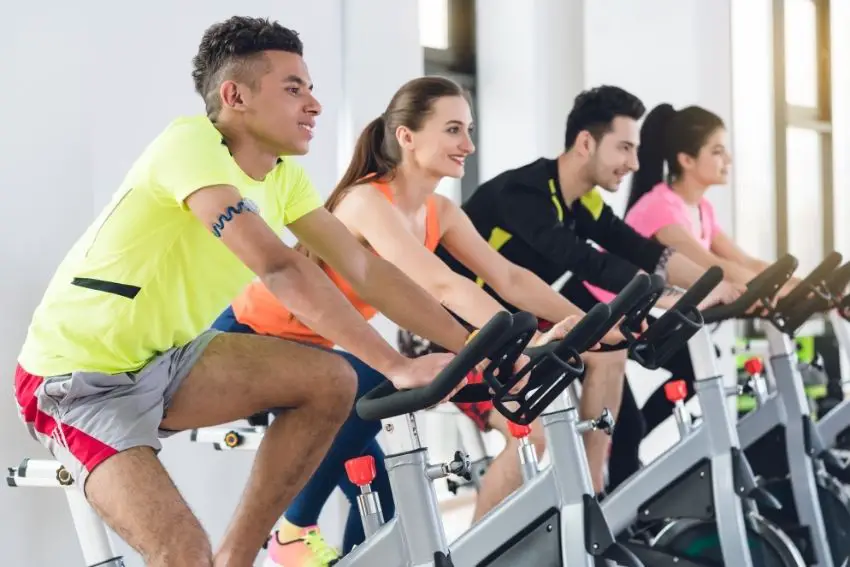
18;115;322;377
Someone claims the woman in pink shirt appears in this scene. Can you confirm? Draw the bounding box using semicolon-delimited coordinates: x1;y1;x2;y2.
626;103;771;284
605;103;795;490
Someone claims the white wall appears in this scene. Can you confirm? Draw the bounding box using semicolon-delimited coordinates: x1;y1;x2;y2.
475;0;586;183
0;2;421;566
831;0;850;259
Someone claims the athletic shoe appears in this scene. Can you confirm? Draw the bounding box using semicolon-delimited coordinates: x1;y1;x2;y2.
263;526;340;567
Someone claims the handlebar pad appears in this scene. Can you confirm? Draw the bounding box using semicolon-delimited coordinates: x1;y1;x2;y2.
491;303;612;425
627;266;722;369
356;311;515;421
605;274;653;327
774;252;844;334
448;383;492;403
702;254;799;325
678;265;725;310
776;251;841;309
578;274;658;354
827;261;850;297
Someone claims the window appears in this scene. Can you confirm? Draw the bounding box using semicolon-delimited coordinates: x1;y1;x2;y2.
773;0;833;264
418;0;476;73
419;0;449;50
420;0;478;202
784;0;818;107
786;127;824;273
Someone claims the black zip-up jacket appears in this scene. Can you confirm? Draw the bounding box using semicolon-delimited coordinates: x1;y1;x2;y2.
436;157;668;310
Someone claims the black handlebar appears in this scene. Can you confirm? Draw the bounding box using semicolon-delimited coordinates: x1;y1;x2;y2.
589;274;658;353
356;311;516;421
771;252;843;334
485;303;612;425
702;254;799;325
624;266;723;370
827;261;850;297
488;273;667;425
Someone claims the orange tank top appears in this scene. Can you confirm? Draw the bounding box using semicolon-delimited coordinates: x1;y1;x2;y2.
231;181;442;348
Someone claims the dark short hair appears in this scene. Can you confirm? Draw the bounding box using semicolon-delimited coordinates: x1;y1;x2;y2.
564;85;646;150
192;16;304;119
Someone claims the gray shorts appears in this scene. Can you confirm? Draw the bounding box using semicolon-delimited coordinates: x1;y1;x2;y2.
14;329;221;492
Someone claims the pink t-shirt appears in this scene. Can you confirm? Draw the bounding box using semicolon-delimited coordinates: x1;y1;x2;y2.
585;182;721;302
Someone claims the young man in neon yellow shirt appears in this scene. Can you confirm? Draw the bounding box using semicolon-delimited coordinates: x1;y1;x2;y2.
13;16;478;567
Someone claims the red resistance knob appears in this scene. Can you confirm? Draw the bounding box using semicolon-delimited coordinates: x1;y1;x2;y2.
507;421;532;439
664;379;688;403
345;455;376;487
744;357;764;376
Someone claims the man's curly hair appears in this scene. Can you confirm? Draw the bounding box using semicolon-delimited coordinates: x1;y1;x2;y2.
564;85;645;150
192;16;304;119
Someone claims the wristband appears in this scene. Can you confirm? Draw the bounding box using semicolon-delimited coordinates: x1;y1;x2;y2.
465;329;479;345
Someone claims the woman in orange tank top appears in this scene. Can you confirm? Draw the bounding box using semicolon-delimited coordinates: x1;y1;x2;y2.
211;76;622;565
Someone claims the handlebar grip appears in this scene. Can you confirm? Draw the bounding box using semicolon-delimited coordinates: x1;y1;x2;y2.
525;302;614;359
774;252;844;333
702;254;798;324
827;261;850;296
776;251;841;309
678;266;724;310
356;311;514;421
493;303;612;425
625;268;720;370
449;383;492;403
606;274;653;324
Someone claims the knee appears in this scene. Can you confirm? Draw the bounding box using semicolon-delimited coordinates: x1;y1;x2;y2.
318;355;358;417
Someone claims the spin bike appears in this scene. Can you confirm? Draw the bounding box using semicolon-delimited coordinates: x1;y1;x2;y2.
604;257;807;566
732;252;850;567
808;265;850;467
448;269;725;567
336;275;657;567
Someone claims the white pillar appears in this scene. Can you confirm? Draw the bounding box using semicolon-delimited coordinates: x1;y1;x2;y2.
831;0;850;258
474;0;586;184
340;0;424;173
731;0;778;262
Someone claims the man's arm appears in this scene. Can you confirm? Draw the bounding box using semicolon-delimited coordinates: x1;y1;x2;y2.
437;195;583;322
499;183;645;293
297;186;498;347
184;185;415;376
574;192;668;274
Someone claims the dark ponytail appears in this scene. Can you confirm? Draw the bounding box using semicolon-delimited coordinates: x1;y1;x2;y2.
627;103;725;213
293;76;467;266
627;103;676;212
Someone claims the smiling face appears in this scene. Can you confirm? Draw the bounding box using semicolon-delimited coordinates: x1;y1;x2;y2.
396;95;475;179
583;116;640;191
221;50;322;156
